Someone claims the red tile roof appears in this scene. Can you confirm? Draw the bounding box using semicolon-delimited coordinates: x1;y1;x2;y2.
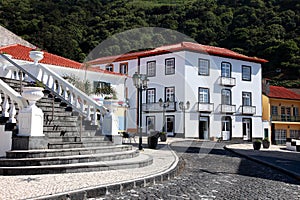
0;44;126;76
89;42;268;65
268;86;300;100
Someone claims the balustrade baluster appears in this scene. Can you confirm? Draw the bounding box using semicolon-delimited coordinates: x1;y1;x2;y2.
86;105;91;120
41;70;45;84
80;98;84;112
2;94;9;117
68;92;74;104
63;86;68;99
9;101;16;123
15;70;20;80
92;106;97;125
46;74;51;88
57;82;62;96
74;95;79;108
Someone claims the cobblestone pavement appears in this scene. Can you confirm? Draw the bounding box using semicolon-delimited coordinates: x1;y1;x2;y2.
93;141;300;200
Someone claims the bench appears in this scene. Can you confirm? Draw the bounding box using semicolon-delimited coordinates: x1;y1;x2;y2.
120;128;137;144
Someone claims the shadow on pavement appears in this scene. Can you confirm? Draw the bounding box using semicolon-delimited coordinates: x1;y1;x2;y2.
169;141;300;185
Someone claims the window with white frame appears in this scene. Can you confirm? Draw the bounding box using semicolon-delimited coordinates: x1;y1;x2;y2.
222;116;231;132
290;130;300;139
242;65;251;81
147;61;156;77
93;81;110;93
146;88;156;103
221;62;231;77
271;106;278;116
165;58;175;75
275;129;286;144
119;63;128;74
105;64;113;72
281;106;286;121
242;92;252;106
198;58;209;75
293;107;299;116
146;116;155;133
165;87;175;102
286;107;291;121
199;88;209;103
221;89;231;105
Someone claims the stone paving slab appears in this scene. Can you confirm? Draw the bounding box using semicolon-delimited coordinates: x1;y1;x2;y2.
0;138;179;200
225;143;300;181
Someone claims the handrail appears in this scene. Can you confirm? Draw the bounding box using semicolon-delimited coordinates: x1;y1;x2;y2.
0;79;27;109
0;54;106;125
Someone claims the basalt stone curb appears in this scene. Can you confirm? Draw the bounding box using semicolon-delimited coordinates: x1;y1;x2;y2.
29;144;184;200
224;145;300;181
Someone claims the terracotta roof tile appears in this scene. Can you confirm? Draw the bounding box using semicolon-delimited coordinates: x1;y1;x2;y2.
268;86;300;100
89;42;268;65
0;44;125;76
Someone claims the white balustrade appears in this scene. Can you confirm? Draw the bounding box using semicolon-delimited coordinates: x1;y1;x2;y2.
21;59;106;125
0;79;27;124
0;52;106;127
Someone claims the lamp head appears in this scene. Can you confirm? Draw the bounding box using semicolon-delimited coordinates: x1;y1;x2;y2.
159;98;163;107
132;72;140;88
179;101;183;109
186;101;190;109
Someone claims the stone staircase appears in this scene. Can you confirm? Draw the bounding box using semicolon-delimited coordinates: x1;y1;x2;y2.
0;77;152;175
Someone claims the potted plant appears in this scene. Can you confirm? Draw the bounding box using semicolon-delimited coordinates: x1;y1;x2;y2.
253;139;262;150
147;131;160;149
262;137;270;149
160;131;167;142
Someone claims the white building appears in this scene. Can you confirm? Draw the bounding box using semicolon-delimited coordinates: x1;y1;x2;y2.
90;42;268;140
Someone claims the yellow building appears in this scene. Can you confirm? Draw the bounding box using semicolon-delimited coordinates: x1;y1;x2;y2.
263;85;300;144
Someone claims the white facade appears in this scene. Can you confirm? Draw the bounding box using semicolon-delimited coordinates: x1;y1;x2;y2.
93;49;264;140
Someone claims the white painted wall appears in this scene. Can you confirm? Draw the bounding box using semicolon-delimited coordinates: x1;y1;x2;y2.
91;49;264;140
0;126;11;157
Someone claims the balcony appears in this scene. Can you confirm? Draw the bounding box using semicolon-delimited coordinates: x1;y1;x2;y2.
220;104;236;113
220;76;236;87
242;105;256;115
198;102;214;112
271;115;300;122
142;101;176;112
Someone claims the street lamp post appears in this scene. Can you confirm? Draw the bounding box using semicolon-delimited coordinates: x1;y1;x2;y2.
159;98;170;133
132;72;148;150
179;101;190;138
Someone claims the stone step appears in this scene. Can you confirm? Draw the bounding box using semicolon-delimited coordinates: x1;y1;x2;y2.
0;149;139;166
43;115;78;122
39;106;71;113
43;126;82;132
0;153;153;175
0;77;29;85
6;145;132;158
43;121;78;127
47;141;112;149
36;101;65;109
47;136;106;143
43;130;100;137
43;111;73;117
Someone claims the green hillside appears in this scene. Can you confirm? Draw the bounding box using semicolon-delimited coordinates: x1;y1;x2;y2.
0;0;299;87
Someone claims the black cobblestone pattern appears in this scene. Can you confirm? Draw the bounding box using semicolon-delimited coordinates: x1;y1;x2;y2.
94;141;300;200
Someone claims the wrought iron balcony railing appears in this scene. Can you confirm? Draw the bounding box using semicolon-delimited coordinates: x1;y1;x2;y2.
220;76;236;86
198;102;214;112
241;105;256;115
142;101;176;112
220;104;236;113
271;115;300;122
